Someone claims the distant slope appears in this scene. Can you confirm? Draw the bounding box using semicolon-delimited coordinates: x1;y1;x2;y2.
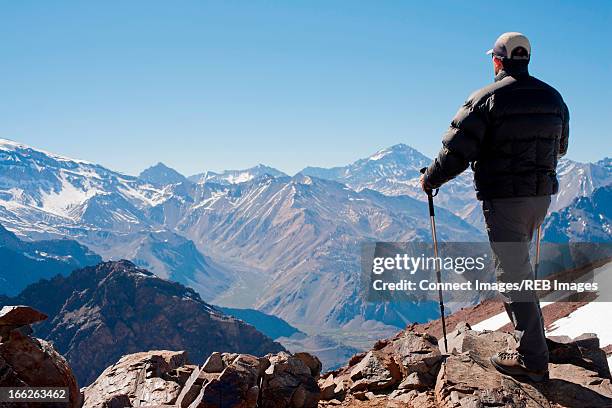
0;224;101;295
543;185;611;242
179;174;480;328
278;333;360;371
218;306;303;339
553;157;612;213
0;260;284;386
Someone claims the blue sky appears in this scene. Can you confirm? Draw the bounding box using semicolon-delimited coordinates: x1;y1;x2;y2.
0;1;610;176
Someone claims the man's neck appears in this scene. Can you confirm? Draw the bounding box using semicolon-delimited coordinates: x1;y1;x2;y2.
495;65;530;82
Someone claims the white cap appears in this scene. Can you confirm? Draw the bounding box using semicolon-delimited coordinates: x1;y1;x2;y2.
486;32;531;60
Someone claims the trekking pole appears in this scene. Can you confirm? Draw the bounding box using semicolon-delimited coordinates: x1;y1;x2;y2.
534;225;542;280
534;225;542;305
420;168;448;354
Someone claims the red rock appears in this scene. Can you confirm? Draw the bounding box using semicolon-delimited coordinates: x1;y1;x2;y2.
0;329;80;408
82;350;191;408
0;305;47;327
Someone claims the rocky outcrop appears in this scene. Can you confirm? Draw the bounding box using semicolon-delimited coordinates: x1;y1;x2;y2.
0;306;80;408
318;322;612;407
3;303;611;408
318;331;442;406
0;260;285;385
83;350;321;408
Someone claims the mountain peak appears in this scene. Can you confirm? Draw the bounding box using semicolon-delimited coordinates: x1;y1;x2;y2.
138;162;187;186
367;143;428;162
189;164;287;185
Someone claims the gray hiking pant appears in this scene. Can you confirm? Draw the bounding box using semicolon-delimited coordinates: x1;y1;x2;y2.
482;195;551;371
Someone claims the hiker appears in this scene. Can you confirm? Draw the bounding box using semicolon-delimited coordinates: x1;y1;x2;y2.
420;32;569;382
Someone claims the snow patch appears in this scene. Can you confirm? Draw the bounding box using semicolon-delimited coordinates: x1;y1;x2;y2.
0;138;92;164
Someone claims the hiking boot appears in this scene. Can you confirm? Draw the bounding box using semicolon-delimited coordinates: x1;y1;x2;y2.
490;351;549;382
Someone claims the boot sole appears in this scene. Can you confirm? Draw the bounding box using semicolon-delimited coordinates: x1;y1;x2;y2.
490;357;549;382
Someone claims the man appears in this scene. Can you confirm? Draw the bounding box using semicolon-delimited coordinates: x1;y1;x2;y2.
420;32;569;382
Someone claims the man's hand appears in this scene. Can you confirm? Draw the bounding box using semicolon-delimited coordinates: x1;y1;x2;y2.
419;174;429;192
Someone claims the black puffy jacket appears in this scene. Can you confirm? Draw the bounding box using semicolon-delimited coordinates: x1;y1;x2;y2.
424;67;569;200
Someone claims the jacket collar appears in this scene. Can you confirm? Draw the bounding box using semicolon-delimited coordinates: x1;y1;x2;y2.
495;66;530;82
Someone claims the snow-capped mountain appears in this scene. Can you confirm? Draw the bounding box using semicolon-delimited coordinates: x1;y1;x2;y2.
189;164;287;185
301;144;477;222
138;162;187;186
0;138;162;236
302;144;430;187
0;138;229;296
552;157;612;213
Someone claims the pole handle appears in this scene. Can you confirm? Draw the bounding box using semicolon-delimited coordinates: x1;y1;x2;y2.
420;167;438;217
427;192;435;217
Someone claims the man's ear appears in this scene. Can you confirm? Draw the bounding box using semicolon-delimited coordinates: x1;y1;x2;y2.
493;56;504;70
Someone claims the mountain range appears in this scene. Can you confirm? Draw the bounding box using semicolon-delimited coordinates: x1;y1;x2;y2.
303;143;612;229
0;138;609;337
0;139;478;331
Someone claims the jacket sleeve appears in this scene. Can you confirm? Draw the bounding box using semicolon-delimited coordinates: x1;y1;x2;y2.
424;95;489;189
558;101;569;158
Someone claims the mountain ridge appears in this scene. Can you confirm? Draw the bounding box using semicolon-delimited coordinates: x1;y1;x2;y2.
0;259;284;385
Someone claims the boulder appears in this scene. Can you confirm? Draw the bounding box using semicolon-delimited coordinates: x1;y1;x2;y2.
442;321;517;361
318;374;337;400
261;352;320;408
547;333;611;378
202;351;225;373
390;331;443;383
82;350;192;408
0;307;80;408
294;351;322;379
0;305;47;327
175;366;207;408
317;329;443;404
190;353;266;408
435;351;549;407
349;350;401;392
388;390;437;407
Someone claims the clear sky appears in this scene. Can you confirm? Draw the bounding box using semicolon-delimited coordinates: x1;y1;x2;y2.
1;1;610;176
